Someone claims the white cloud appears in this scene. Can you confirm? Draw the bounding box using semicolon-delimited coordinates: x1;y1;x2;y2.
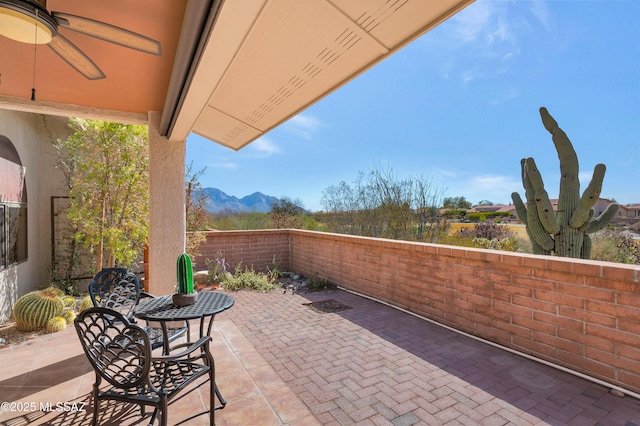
434;168;459;179
248;137;281;157
283;114;324;140
429;0;554;85
452;1;492;43
529;1;552;32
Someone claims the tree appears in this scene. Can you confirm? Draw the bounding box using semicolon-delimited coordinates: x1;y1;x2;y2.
476;200;493;206
442;196;471;209
55;119;149;270
320;165;447;242
185;163;211;259
271;197;305;229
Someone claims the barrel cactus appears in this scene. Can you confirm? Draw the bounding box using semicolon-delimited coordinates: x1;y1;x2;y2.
511;107;619;258
78;295;95;312
46;316;67;333
13;290;65;331
43;286;65;298
61;295;76;308
62;310;76;324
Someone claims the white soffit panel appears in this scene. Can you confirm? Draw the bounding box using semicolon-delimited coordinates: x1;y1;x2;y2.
191;0;473;150
192;107;262;150
330;0;469;47
169;0;267;141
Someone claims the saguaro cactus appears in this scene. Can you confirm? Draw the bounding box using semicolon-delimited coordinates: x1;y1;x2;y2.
177;253;194;294
511;107;619;259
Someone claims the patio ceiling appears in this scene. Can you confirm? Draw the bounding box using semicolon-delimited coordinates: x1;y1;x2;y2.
0;0;473;149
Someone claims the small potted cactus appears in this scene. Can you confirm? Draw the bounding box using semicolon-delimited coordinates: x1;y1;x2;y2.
173;253;198;306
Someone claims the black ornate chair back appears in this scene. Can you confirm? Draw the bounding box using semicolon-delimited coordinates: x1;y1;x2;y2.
75;307;151;389
88;268;141;319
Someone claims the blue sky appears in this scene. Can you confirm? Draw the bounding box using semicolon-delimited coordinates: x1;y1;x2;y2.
187;0;640;212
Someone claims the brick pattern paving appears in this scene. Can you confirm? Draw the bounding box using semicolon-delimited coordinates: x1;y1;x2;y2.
220;289;640;426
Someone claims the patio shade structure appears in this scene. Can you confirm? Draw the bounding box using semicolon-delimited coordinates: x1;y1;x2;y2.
0;0;473;295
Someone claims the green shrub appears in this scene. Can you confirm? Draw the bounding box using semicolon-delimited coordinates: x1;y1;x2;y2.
205;253;231;284
221;263;279;292
591;230;640;264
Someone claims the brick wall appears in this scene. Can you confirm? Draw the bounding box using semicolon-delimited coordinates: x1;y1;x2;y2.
197;229;640;394
191;230;289;273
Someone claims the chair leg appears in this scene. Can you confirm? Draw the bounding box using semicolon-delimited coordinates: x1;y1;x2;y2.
215;383;227;408
91;383;100;426
160;397;168;426
210;370;215;425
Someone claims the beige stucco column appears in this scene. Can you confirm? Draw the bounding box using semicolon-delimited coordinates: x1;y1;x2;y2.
147;112;185;295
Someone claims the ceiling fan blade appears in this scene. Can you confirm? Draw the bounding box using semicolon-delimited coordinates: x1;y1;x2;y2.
48;33;106;80
52;12;161;56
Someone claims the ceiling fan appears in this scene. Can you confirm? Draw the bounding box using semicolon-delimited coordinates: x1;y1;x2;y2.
0;0;161;80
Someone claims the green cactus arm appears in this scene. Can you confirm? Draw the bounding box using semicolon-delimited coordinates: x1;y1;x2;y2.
539;107;580;225
187;255;194;293
540;107;579;166
569;164;606;228
511;193;550;254
511;192;528;226
524;223;552;255
177;254;186;294
578;208;595;232
524;158;560;234
527;209;555;251
518;157;555;251
581;234;592;259
586;203;619;234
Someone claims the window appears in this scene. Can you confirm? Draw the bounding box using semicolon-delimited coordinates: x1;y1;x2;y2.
3;204;28;265
0;135;28;269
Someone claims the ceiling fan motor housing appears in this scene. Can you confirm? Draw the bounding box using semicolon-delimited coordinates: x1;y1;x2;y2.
0;0;58;44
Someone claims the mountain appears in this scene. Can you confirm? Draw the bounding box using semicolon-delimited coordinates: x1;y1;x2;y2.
200;188;279;213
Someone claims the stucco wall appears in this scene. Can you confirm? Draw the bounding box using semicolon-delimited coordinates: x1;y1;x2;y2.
0;110;68;322
197;229;640;395
37;116;72;285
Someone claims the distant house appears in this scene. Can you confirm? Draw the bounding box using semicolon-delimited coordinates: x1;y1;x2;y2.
440;198;639;224
547;198;639;224
617;203;640;219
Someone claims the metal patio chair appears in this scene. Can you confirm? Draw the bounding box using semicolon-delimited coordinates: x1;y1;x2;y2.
75;307;215;426
88;268;188;350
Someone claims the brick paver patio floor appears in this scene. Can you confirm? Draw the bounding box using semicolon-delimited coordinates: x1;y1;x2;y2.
1;287;639;425
223;288;640;426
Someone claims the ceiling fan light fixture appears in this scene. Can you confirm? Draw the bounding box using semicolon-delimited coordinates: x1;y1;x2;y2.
0;1;56;44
